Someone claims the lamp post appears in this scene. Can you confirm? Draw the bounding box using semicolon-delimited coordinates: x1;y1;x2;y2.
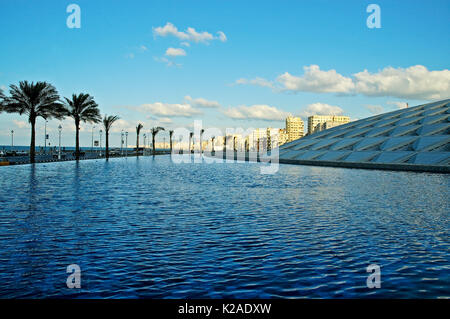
11;130;14;149
58;125;62;160
99;129;103;157
44;120;48;154
125;131;128;157
143;134;147;156
121;130;124;155
91;125;96;153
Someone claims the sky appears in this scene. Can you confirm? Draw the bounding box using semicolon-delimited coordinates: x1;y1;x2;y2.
0;0;449;148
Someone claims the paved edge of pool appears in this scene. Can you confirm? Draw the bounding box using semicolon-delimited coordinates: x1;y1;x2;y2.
204;153;450;173
278;158;450;173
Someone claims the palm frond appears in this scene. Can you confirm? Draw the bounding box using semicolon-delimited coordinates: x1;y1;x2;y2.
136;123;144;135
0;88;4;112
103;114;120;132
63;93;101;123
3;81;64;121
151;126;165;135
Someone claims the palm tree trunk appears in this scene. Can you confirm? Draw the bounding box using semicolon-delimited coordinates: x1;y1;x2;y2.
152;134;156;155
30;117;36;164
75;119;80;160
170;136;173;153
105;131;109;159
136;135;139;157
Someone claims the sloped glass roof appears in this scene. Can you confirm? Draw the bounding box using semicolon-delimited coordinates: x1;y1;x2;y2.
278;99;450;172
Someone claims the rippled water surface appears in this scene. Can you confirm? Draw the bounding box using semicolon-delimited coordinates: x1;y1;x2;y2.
0;156;448;298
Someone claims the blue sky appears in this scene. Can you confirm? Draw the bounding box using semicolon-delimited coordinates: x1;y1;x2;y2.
1;0;449;147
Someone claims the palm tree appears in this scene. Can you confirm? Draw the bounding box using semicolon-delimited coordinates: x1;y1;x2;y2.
151;126;165;155
102;115;120;159
169;130;174;153
223;135;227;152
189;132;194;154
0;88;5;112
211;136;215;153
200;129;205;153
136;123;144;156
63;93;101;160
0;88;5;113
3;81;65;163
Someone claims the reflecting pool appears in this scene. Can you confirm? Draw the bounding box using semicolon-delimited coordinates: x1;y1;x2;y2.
0;156;448;298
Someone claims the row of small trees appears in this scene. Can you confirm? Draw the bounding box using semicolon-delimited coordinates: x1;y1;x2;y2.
0;81;167;163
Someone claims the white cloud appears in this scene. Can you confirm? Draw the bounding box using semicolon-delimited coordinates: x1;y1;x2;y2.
158;117;173;124
236;64;450;100
180;42;190;47
387;101;409;109
153;22;185;38
126;53;135;59
184;95;220;108
217;31;227;42
13;120;28;128
153;56;181;67
277;65;355;93
138;102;202;117
108;119;135;133
300;103;344;117
153;22;227;44
365;105;384;115
139;45;148;51
235;77;274;88
353;65;450;100
223;104;290;121
185;27;214;43
165;47;186;57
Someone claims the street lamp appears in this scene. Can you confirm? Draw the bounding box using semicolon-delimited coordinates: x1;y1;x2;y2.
121;129;124;155
58;125;62;160
44;120;48;154
99;129;103;157
143;134;147;156
11;130;14;149
125;131;128;157
91;125;96;153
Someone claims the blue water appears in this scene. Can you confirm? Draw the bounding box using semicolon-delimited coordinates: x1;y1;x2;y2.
0;145;158;152
0;156;448;298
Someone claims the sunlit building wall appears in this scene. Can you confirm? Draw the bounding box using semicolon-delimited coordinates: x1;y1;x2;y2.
286;116;304;142
307;115;350;135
